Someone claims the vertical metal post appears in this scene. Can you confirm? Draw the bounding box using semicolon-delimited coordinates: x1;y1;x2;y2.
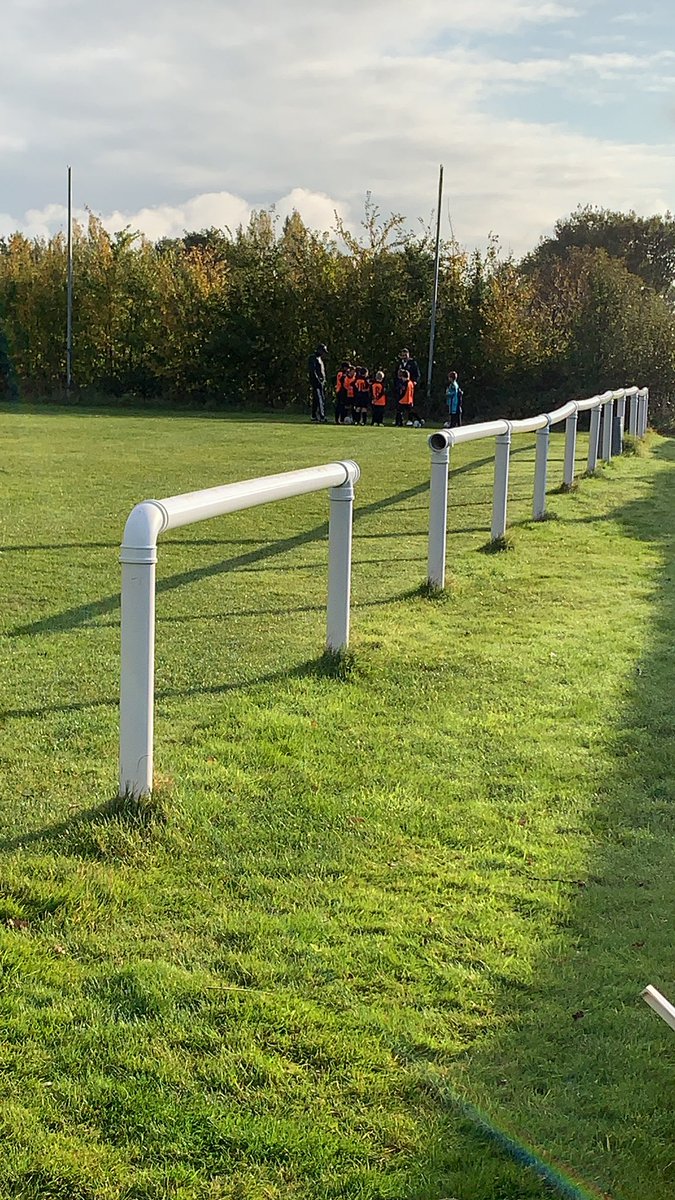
638;388;648;432
563;407;578;487
426;163;444;400
533;424;550;519
119;551;156;798
612;396;624;456
327;479;354;652
640;389;649;436
629;393;638;436
587;405;601;473
491;428;511;539
428;442;450;589
66;165;73;390
615;396;626;454
601;399;614;462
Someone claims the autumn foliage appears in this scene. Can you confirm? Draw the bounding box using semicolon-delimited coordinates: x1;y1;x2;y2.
1;202;674;424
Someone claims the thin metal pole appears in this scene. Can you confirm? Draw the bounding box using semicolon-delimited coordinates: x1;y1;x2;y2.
66;165;73;390
426;164;444;399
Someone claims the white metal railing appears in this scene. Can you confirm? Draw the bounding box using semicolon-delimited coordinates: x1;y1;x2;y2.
427;386;649;590
119;460;360;798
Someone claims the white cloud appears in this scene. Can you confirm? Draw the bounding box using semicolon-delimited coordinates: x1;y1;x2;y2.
2;0;674;255
0;189;352;243
103;193;252;240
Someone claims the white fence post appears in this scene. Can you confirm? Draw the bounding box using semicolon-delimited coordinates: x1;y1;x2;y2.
587;405;601;473
327;477;355;652
601;398;614;462
563;405;578;488
533;423;550;519
638;386;648;434
615;395;626;454
639;388;649;436
428;439;450;589
491;426;512;539
629;393;639;437
119;504;165;798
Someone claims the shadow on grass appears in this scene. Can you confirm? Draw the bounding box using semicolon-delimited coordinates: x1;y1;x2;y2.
0;625;405;723
9;444;538;640
7;448;516;638
396;439;675;1198
0;788;171;857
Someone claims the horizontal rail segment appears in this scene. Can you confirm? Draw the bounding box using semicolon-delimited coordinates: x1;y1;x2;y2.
120;461;360;798
122;462;359;557
427;385;648;589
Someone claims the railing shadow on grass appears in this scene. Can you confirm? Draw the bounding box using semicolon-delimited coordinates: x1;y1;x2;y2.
0;588;426;724
0;645;381;854
393;439;675;1198
9;445;535;640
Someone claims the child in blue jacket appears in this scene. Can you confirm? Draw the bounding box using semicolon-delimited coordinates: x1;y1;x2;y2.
445;371;463;428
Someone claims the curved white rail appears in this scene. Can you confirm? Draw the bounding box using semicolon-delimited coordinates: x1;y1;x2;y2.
427;386;649;589
120;461;360;798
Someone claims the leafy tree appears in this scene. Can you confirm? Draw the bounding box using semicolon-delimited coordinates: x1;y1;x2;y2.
527;205;675;296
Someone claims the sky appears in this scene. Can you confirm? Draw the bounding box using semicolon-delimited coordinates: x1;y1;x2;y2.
1;0;674;255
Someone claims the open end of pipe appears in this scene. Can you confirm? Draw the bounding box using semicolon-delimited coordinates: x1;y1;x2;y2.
429;432;449;451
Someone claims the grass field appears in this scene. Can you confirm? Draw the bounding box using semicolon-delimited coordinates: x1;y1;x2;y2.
1;404;674;1200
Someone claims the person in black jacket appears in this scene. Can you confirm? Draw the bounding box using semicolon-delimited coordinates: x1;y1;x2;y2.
395;347;421;389
308;343;328;422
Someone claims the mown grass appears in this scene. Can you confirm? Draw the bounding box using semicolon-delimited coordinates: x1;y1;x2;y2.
0;405;674;1199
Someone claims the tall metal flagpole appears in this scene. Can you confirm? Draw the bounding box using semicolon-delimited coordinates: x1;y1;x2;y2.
66;166;73;390
426;163;443;399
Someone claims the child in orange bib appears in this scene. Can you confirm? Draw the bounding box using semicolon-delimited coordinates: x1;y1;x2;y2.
370;371;387;425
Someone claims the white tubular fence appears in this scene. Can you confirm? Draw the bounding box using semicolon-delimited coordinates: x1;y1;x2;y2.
427;386;649;591
119;460;360;798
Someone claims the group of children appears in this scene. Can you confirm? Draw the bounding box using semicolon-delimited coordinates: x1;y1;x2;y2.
334;362;425;427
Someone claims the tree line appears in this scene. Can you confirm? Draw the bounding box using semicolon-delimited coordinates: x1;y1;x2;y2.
1;199;674;425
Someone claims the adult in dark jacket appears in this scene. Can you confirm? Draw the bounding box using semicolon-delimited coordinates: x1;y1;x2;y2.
395;347;421;388
308;343;328;422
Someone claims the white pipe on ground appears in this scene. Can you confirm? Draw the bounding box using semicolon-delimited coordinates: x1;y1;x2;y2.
642;985;675;1033
120;460;360;798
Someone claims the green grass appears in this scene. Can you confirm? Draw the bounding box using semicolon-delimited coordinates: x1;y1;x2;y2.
1;405;674;1200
